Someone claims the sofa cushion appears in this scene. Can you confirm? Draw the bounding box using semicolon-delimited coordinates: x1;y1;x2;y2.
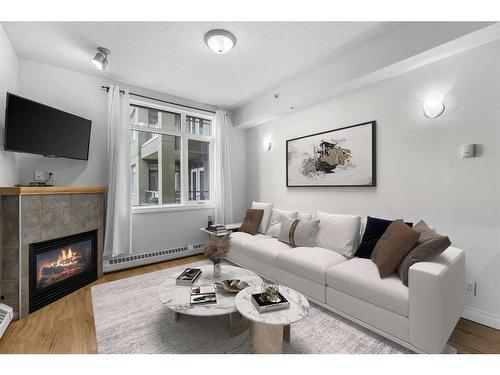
251;201;273;234
298;212;313;220
240;208;264;235
371;219;420;278
314;211;361;257
230;231;271;248
244;237;292;264
276;247;347;285
397;220;451;286
355;216;413;259
278;216;320;247
326;258;409;316
266;209;298;238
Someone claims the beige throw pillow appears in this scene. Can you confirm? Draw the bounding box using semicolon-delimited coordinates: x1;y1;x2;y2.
371;219;420;278
278;216;319;247
397;220;451;286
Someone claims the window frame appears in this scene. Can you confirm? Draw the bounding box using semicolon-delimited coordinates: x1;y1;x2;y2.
129;99;215;213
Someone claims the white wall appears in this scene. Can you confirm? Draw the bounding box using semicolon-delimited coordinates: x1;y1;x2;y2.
245;40;500;327
16;59;246;254
0;24;19;185
17;59;110;186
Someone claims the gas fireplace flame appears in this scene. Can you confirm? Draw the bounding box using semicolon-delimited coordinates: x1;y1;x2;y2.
38;246;83;281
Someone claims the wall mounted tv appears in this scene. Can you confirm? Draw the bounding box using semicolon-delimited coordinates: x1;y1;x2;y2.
4;93;92;161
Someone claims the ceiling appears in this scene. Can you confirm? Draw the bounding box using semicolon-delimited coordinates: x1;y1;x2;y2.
2;22;399;109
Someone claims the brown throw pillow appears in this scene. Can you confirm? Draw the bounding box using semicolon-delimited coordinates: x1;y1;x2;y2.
371;219;420;278
240;209;264;235
397;220;451;286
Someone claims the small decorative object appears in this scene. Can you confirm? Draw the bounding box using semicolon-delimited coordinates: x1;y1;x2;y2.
203;232;231;277
215;279;249;293
207;215;213;228
261;282;280;303
286;121;376;187
251;287;290;313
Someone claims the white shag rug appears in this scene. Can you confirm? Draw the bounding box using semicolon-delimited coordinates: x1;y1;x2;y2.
91;260;415;354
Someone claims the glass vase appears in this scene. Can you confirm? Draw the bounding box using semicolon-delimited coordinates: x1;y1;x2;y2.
213;259;222;277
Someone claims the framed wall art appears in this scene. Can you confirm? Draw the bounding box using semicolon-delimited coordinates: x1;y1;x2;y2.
286;121;376;187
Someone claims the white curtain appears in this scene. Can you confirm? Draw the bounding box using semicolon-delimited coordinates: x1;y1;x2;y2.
104;85;131;257
214;109;233;225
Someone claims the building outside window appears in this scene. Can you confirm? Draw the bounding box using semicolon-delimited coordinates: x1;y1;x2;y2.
129;103;213;208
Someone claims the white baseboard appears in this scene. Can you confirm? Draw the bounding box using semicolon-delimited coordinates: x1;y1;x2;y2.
463;306;500;330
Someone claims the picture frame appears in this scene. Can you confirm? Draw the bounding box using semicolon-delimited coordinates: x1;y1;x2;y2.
286;121;376;187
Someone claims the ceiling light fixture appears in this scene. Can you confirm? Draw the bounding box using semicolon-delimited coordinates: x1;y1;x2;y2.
204;29;236;54
92;47;111;70
423;91;445;118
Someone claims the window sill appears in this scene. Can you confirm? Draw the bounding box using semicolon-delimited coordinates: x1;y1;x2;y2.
132;203;215;215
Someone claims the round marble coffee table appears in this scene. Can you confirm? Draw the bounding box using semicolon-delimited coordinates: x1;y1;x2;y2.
159;264;263;337
235;285;310;353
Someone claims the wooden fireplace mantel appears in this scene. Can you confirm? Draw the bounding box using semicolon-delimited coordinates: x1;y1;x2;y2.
0;186;106;196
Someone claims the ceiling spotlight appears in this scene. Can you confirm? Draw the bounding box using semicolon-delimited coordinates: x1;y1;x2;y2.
204;29;236;54
423;91;445;118
92;47;111;70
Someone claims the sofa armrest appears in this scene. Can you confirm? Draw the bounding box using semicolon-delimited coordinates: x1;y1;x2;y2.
408;247;465;353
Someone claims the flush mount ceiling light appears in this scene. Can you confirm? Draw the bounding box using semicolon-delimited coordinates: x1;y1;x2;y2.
423;91;445;118
92;47;111;70
204;29;236;54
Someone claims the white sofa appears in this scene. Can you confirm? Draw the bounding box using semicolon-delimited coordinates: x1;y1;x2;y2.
226;214;465;354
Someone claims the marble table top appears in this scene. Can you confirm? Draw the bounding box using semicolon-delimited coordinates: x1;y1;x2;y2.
235;285;310;326
159;264;263;317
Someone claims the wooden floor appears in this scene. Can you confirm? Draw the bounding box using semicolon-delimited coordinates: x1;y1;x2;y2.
0;254;499;354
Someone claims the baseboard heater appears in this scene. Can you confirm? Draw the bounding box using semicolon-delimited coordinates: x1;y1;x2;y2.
103;242;206;273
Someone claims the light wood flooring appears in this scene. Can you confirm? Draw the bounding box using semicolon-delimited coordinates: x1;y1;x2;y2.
0;254;498;354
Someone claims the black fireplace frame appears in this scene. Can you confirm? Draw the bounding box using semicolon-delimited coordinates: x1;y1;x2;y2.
29;229;98;313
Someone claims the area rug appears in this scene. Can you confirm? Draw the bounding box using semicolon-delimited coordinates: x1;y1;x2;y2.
91;260;413;354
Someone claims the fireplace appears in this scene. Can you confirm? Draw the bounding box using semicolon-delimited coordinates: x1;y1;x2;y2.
29;230;98;313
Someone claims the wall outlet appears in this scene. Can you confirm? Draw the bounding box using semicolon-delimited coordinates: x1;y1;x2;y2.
466;281;477;296
34;170;45;182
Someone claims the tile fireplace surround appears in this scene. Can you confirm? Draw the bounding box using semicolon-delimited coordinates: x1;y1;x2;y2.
0;187;105;320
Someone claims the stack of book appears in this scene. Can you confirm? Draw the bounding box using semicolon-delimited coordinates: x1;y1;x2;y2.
206;224;227;235
176;268;202;286
251;292;290;313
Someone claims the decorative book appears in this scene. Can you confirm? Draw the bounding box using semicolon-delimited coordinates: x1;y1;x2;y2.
251;292;290;313
190;285;217;305
176;268;202;286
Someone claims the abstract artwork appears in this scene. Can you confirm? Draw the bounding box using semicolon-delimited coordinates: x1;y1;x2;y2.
286;121;376;187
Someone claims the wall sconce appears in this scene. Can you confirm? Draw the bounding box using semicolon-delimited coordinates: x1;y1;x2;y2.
423;92;445;118
262;136;273;151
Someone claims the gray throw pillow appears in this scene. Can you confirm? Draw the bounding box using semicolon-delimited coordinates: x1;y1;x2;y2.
278;216;319;247
397;220;451;286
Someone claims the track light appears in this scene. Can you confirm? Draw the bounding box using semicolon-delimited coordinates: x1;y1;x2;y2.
92;47;111;70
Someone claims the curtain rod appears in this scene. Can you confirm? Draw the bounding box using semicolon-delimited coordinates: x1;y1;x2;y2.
100;85;216;114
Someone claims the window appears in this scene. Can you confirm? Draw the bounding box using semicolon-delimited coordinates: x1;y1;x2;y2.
129;103;213;208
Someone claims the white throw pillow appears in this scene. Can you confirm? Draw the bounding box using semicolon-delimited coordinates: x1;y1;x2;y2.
314;211;361;257
251;201;273;234
298;212;313;220
266;209;298;238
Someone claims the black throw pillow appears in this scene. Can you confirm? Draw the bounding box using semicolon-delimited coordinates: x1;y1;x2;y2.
355;216;413;259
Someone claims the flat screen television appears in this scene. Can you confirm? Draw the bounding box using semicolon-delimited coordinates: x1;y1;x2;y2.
4;93;92;160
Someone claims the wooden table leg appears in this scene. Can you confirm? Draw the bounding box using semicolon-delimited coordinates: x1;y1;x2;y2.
229;311;249;337
283;324;291;343
249;321;284;354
